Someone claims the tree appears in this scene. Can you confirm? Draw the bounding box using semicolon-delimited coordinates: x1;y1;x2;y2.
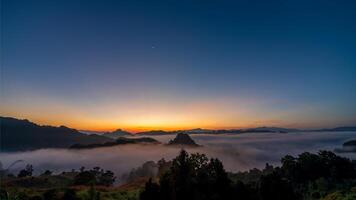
141;149;232;200
140;178;160;200
18;164;33;177
30;195;43;200
43;189;58;200
63;189;78;200
160;149;195;200
141;150;356;200
281;151;356;184
73;167;116;186
97;170;116;186
258;172;296;200
74;171;96;185
281;155;300;182
41;170;53;176
232;181;255;200
88;184;101;200
318;150;356;180
157;158;172;177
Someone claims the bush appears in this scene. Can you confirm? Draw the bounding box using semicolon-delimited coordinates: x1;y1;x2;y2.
73;167;116;186
18;164;34;178
43;189;58;200
63;189;78;200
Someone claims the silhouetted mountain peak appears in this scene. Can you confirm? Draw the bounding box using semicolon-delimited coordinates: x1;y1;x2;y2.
168;133;200;146
102;128;132;139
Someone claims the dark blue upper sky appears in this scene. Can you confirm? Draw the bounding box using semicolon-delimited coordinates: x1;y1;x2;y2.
1;0;356;131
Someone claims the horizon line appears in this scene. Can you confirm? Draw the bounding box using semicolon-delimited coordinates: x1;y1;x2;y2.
2;115;355;134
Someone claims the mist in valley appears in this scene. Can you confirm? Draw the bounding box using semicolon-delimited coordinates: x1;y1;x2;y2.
1;131;355;184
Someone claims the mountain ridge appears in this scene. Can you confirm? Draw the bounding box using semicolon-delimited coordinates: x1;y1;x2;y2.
1;116;355;151
0;116;114;152
102;129;132;139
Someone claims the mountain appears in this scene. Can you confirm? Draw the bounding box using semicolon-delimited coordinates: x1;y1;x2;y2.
163;125;356;135
167;133;200;147
344;140;356;146
79;130;107;135
136;127;303;135
184;128;214;134
334;139;356;153
0;117;113;152
242;127;300;133
70;137;160;149
314;126;356;132
102;129;132;139
136;130;176;135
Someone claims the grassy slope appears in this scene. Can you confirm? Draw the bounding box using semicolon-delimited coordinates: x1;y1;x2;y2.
1;174;147;200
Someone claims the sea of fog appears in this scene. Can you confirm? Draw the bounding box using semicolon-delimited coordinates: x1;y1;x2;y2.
1;131;356;183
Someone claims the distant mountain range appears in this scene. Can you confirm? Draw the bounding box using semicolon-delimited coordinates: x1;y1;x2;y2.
81;126;356;138
133;126;356;136
101;129;132;139
0;117;113;152
1;116;355;151
312;127;356;132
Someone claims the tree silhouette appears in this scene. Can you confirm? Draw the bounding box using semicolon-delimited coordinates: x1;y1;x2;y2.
18;164;33;177
142;150;233;200
73;167;115;186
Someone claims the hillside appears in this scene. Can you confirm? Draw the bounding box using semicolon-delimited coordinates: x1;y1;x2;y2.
335;139;356;153
344;140;356;146
0;117;113;151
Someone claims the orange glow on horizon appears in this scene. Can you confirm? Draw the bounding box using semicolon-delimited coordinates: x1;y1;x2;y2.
0;112;257;133
1;94;350;133
1;111;350;133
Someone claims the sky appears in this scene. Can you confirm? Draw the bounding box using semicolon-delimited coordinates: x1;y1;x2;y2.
1;0;356;132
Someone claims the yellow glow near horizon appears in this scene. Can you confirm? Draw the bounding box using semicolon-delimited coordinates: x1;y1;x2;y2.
0;110;350;133
0;98;255;132
1;93;352;132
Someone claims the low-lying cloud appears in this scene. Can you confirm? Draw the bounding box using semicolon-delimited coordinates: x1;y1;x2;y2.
1;131;355;183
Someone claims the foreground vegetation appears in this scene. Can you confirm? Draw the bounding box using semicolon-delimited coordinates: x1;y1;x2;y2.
140;150;356;200
1;150;356;200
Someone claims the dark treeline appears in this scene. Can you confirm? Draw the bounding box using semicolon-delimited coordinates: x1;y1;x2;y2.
73;167;116;186
1;150;356;200
140;150;356;200
10;166;116;187
1;166;116;200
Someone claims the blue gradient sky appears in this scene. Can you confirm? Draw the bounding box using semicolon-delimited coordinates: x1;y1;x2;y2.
1;0;356;131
